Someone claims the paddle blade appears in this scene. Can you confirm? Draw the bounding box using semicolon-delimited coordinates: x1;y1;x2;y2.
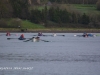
41;40;49;42
61;35;65;36
7;38;26;40
7;38;17;40
7;38;11;40
24;38;32;42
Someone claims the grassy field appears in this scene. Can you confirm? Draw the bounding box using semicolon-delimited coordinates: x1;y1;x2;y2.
71;4;100;14
30;5;50;10
6;18;45;29
21;20;45;29
30;4;99;13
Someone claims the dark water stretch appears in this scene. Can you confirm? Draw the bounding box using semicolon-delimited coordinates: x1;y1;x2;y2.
0;33;100;75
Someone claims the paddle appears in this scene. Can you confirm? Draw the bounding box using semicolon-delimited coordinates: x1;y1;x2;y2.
33;35;38;36
33;35;48;36
41;35;65;37
23;38;33;42
33;34;65;37
74;35;84;37
0;34;17;36
42;35;52;37
24;39;49;42
7;38;30;40
41;40;50;42
7;38;19;40
57;35;65;36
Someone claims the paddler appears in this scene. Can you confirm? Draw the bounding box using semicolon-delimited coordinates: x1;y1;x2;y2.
19;34;25;40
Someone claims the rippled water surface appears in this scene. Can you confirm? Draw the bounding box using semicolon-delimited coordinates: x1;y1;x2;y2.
0;33;100;75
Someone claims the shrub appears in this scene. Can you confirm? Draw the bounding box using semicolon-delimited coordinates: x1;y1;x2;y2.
0;20;8;28
10;18;22;28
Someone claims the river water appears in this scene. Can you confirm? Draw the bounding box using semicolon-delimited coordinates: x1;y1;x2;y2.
0;33;100;75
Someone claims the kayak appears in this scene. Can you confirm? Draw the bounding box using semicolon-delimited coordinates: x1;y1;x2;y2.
18;38;26;40
74;34;96;37
32;37;40;42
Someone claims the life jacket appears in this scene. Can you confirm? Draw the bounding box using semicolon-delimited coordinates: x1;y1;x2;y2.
21;34;24;38
38;32;42;36
6;32;10;36
83;33;88;37
19;34;25;40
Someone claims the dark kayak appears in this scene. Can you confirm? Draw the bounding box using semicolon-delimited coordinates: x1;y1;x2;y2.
74;34;96;37
18;38;26;40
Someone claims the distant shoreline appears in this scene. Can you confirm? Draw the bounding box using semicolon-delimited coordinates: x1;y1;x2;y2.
0;28;100;33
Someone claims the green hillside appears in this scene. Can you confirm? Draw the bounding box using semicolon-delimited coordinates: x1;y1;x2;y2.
0;0;100;29
0;18;45;29
72;4;100;14
21;20;45;29
58;4;100;14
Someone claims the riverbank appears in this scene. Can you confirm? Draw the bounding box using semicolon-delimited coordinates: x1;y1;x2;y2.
0;28;100;33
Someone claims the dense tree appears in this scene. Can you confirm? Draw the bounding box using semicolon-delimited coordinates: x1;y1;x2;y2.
53;7;61;23
48;7;55;21
0;0;12;18
60;9;70;23
0;0;100;28
81;13;90;24
30;9;42;23
40;0;49;4
9;0;29;19
42;6;48;27
96;0;100;10
48;7;71;27
0;0;6;18
71;12;78;23
49;0;98;4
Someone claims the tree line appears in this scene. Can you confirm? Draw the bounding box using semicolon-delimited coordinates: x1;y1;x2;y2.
30;6;100;28
0;0;100;28
45;0;98;4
